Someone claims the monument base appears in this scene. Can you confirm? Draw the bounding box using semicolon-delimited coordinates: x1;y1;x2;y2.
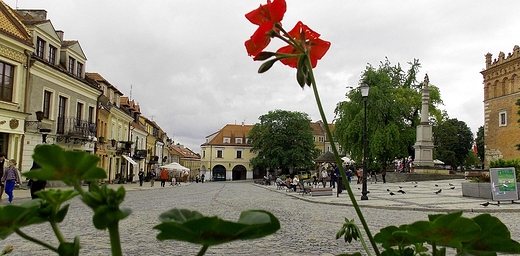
414;168;450;175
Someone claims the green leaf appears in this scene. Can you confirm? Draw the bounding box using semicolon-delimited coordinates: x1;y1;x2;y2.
375;225;419;249
25;145;106;186
83;184;131;230
460;214;520;255
0;202;46;239
57;236;80;256
154;209;279;246
406;211;480;248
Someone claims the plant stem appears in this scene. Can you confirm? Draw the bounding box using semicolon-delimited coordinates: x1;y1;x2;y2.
15;229;58;253
197;245;209;256
50;220;66;243
306;56;380;256
108;223;123;256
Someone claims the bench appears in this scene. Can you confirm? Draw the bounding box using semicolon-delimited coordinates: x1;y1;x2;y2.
310;187;333;197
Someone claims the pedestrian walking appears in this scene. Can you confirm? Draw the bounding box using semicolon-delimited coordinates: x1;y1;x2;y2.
138;169;144;186
160;168;168;187
320;168;328;188
1;159;21;203
356;169;361;184
195;174;200;183
150;169;156;187
201;174;205;183
27;162;47;199
370;170;377;184
0;152;5;201
382;169;387;183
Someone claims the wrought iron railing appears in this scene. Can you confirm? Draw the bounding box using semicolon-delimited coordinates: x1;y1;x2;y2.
56;116;96;137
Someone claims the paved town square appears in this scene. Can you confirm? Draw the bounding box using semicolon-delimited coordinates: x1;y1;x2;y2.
2;180;520;255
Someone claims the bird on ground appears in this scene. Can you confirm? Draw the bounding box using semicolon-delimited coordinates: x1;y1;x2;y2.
398;186;403;189
450;187;455;190
480;202;490;207
434;189;442;194
414;185;418;188
435;184;439;187
389;192;395;196
358;187;361;190
413;181;418;184
386;189;390;192
449;183;454;186
397;189;406;194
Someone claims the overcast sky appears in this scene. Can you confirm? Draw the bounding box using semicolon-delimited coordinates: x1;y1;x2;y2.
6;0;520;153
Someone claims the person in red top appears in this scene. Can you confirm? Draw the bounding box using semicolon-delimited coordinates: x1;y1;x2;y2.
160;169;169;187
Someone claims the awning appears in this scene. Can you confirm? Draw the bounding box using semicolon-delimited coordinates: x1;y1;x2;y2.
122;155;138;165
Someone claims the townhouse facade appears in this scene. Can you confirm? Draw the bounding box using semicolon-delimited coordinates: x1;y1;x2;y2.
0;2;32;166
170;144;200;179
482;45;520;167
0;3;198;182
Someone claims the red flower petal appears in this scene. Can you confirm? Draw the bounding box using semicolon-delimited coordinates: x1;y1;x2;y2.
277;45;299;68
278;21;331;68
245;22;274;57
245;0;286;26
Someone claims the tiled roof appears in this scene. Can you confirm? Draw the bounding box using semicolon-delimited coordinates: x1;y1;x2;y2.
0;1;32;46
61;40;77;47
170;145;200;159
202;124;253;146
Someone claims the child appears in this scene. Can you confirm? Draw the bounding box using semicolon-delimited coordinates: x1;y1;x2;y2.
1;159;21;203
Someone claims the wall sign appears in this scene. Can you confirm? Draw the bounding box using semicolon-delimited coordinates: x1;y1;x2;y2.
490;167;518;201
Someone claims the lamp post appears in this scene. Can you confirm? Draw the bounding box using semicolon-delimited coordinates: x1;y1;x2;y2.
360;83;370;200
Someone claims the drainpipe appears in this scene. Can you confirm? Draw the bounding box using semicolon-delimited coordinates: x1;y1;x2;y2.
19;50;33;174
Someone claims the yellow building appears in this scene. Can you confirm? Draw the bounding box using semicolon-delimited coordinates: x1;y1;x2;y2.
170;144;200;179
0;2;33;169
200;124;255;181
482;45;520;166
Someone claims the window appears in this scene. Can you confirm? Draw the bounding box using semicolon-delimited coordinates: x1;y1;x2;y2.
499;110;507;127
236;150;242;159
223;137;230;143
76;102;83;126
68;57;75;74
76;62;83;77
88;106;94;123
0;61;14;102
235;138;243;144
318;136;324;142
57;96;67;134
216;149;223;158
48;45;57;65
43;90;52;119
36;37;45;58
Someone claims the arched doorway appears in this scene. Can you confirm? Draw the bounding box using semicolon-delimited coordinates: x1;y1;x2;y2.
232;165;247;180
212;165;226;181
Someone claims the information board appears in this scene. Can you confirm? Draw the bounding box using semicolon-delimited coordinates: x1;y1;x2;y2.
490;167;518;201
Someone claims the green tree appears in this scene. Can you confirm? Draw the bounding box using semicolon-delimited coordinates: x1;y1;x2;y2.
249;109;319;174
475;126;485;164
433;118;474;170
334;58;443;169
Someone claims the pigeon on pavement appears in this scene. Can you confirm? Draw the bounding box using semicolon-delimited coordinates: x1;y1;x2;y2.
434;189;442;194
389;192;395;196
397;189;406;194
480;202;490;207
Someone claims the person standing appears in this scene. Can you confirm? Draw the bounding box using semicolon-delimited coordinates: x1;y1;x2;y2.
201;174;205;183
150;169;156;187
160;168;168;187
1;159;21;203
138;169;144;186
320;168;328;188
0;152;5;201
381;168;387;183
27;162;47;199
370;169;377;184
330;165;338;188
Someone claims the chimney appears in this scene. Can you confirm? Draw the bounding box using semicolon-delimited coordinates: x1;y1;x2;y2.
56;30;64;42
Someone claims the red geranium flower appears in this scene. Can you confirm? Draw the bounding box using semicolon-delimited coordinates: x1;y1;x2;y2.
244;0;287;57
277;21;331;68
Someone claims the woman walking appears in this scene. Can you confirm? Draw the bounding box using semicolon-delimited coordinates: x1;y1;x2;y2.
1;159;21;203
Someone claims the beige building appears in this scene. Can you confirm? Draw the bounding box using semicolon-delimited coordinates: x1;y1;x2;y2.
170;144;200;179
481;45;520;167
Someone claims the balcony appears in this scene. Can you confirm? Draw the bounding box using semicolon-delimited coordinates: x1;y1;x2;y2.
56;116;96;137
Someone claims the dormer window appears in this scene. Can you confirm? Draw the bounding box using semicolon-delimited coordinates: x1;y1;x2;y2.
76;62;83;77
48;45;57;65
36;37;45;58
68;57;75;74
223;137;230;143
235;138;243;144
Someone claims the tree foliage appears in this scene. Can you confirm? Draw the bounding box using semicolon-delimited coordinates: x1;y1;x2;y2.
433;118;474;170
475;126;485;163
334;58;443;169
248;109;319;174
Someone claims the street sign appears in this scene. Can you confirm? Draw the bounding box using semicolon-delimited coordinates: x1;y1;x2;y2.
490;167;518;201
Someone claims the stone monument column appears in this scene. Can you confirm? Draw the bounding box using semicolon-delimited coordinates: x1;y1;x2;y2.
413;74;434;167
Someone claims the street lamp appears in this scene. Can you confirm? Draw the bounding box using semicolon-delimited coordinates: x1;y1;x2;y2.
360;83;370;200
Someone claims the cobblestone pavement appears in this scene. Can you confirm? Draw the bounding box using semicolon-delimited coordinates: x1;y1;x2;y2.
1;181;520;255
